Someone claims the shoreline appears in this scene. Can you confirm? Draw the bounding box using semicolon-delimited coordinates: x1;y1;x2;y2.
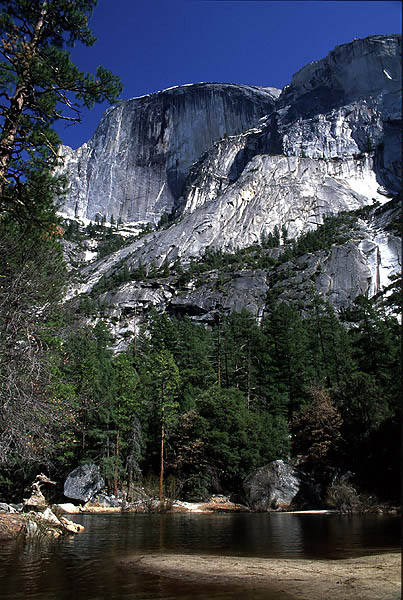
119;551;401;600
61;497;399;515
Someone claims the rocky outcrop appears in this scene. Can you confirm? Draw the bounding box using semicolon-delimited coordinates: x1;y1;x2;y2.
58;83;280;223
64;464;105;502
75;38;400;277
22;507;84;537
62;203;399;352
243;460;320;511
170;269;268;322
272;34;401;195
277;35;401;121
136;154;381;265
60;36;401;335
0;498;84;539
270;237;401;311
173;36;401;231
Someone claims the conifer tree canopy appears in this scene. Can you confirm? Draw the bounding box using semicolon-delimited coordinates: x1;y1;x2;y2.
0;0;122;226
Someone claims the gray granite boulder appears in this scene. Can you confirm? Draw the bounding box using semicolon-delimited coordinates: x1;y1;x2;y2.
64;464;104;502
243;460;320;511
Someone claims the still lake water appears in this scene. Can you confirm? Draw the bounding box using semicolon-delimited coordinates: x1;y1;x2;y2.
0;512;399;600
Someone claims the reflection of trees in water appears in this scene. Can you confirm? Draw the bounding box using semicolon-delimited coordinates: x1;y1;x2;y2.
241;514;303;556
159;514;166;551
0;513;399;599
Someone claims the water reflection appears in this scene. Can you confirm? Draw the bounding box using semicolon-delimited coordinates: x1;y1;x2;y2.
0;513;399;600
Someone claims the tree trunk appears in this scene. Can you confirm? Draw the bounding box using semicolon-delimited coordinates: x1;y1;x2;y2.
314;299;331;387
247;339;251;410
159;420;165;502
113;433;119;497
0;1;48;194
217;317;221;386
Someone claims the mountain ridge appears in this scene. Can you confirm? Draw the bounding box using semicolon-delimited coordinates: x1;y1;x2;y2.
60;34;401;347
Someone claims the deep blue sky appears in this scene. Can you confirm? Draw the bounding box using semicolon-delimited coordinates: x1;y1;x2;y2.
56;0;401;149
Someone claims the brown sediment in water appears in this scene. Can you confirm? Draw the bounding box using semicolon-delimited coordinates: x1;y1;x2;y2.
119;552;401;600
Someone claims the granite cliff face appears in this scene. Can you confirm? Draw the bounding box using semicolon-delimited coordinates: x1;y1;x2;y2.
277;35;401;121
61;35;401;343
276;34;401;194
58;83;280;223
65;197;400;351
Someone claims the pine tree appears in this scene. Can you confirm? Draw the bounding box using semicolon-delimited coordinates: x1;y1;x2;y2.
261;303;314;417
273;225;281;246
291;386;342;469
149;350;180;501
0;0;122;226
159;257;170;278
109;352;142;495
0;219;67;464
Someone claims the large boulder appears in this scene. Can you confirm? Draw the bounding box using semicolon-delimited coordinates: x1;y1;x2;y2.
64;464;104;503
243;460;320;511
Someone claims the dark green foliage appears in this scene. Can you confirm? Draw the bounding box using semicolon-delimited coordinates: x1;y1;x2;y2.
331;296;400;499
156;211;170;229
170;386;289;498
261;302;315;417
168;212;359;281
97;234;132;258
156;207;180;230
0;219;68;466
62;217;137;258
63;219;85;242
373;272;402;316
53;322;143;491
289;213;356;256
1;284;399;502
0;1;123;498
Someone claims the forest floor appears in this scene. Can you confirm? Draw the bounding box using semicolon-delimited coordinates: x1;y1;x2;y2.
120;551;401;600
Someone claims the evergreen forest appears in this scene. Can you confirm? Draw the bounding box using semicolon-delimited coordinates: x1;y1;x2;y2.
0;216;400;505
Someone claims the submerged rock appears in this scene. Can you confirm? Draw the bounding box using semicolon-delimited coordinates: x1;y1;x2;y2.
24;509;84;537
64;464;105;502
59;516;85;534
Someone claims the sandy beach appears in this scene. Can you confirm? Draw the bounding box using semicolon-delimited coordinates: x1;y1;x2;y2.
120;551;401;600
